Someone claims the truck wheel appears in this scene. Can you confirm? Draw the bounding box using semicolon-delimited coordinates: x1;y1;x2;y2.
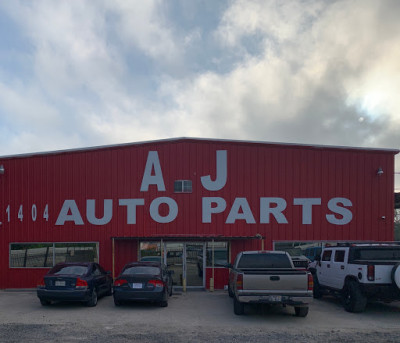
294;306;309;317
233;297;244;315
313;275;323;299
343;280;367;313
228;284;234;298
391;263;400;290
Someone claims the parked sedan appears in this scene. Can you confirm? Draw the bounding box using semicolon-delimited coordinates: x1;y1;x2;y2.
113;261;173;307
37;262;113;307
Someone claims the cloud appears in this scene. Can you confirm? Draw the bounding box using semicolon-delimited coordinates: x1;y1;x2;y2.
0;0;399;187
160;0;400;147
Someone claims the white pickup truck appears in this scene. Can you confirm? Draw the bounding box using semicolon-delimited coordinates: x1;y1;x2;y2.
227;251;313;317
309;243;400;312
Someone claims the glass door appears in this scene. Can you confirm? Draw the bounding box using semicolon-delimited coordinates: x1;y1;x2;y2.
165;243;184;287
164;242;205;289
185;243;204;287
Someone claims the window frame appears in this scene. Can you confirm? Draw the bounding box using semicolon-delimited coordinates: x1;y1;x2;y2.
9;242;99;269
174;180;192;193
334;250;346;263
205;241;228;267
322;250;332;262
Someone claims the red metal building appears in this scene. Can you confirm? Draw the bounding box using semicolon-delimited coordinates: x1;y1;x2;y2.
0;138;398;289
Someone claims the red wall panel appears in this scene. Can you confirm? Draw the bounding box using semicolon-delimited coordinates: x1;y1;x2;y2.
0;138;397;288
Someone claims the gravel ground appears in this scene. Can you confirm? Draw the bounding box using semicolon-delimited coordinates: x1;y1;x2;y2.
1;290;400;342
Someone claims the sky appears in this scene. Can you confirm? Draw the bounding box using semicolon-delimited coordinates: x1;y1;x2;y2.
0;0;399;190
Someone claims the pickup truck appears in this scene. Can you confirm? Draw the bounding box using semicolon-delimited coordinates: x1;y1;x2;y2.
226;250;313;316
309;243;400;313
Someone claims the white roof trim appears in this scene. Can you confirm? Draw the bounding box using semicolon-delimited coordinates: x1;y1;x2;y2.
0;137;398;159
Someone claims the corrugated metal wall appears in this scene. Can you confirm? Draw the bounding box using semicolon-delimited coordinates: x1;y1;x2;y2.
0;138;397;288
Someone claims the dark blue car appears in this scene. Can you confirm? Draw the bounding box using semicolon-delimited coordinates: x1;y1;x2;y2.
113;261;173;307
37;262;113;307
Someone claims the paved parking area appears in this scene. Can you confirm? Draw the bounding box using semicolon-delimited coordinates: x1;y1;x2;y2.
0;290;400;342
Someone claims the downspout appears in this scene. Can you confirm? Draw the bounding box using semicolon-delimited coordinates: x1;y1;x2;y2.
112;238;115;280
210;239;215;292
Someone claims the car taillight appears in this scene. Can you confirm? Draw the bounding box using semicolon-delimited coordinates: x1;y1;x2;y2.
367;265;375;281
114;279;128;287
37;277;45;288
308;273;314;291
76;278;88;289
236;274;243;291
148;280;164;288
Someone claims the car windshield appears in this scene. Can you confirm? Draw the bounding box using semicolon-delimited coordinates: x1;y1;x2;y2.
50;265;88;276
122;266;160;275
238;254;292;268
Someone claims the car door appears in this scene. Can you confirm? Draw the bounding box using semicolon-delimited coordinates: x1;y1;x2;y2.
317;249;333;286
330;249;347;290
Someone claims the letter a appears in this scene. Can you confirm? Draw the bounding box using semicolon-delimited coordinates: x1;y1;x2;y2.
140;151;166;192
55;200;84;225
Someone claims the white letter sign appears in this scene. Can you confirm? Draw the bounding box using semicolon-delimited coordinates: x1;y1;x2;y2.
140;151;166;192
56;200;84;225
201;150;227;191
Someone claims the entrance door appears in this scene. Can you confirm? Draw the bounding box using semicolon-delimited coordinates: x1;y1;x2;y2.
165;242;204;288
185;243;203;287
165;243;184;287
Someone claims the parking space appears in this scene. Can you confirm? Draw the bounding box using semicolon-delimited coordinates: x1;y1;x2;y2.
1;290;400;342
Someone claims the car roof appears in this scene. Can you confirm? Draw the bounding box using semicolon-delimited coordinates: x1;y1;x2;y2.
124;261;163;268
54;262;93;267
241;250;287;255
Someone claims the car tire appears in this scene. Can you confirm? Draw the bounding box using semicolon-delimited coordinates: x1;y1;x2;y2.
313;275;323;299
40;299;51;306
294;306;309;317
114;297;122;306
391;263;400;290
342;280;367;313
86;289;98;307
233;297;244;315
228;284;234;298
159;300;168;307
105;287;113;296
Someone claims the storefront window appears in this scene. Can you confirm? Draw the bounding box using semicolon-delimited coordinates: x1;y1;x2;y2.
10;243;99;268
10;243;53;268
54;243;98;264
139;242;162;262
205;242;228;267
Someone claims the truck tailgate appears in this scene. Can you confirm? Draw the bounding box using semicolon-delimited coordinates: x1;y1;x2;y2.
241;269;309;292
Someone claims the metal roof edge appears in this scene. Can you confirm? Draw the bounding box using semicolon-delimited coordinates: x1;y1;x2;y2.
0;137;398;159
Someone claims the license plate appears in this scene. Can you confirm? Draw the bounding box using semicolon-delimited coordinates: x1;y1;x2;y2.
268;295;282;302
130;283;142;289
55;281;65;287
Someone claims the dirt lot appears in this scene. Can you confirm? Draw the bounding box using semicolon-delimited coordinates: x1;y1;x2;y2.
0;290;400;342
